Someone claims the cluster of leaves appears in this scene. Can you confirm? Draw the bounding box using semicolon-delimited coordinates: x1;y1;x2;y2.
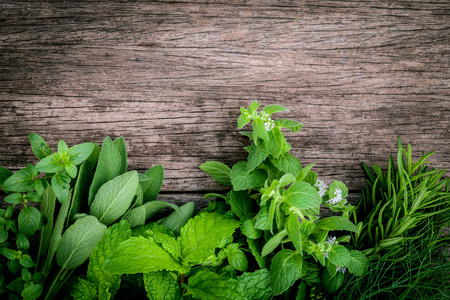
331;139;450;299
199;101;368;298
0;134;174;300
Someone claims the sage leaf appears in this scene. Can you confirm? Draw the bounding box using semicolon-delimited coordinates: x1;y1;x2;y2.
90;171;139;226
87;220;130;297
37;187;56;258
56;215;107;270
186;268;246;300
18;206;41;236
113;136;128;174
143;271;182;300
88;136;126;206
238;269;272;300
124;201;180;228
285;181;322;210
180;213;240;266
142;164;164;202
199;161;232;187
270;249;304;295
159;202;195;235
315;217;358;232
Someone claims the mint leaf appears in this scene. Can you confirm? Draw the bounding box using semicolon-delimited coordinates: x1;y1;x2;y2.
261;229;287;257
87;220;131;297
231;161;267;191
322;268;345;293
29;133;52;159
270;249;304;295
89;171;139;226
275;119;303;133
247;142;269;172
285;181;322;210
285;214;302;254
68;142;96;165
36;152;64;174
186;268;246;300
262;104;289;115
328;244;351;267
142;164;164;202
265;127;285;158
180;213;240;266
228;189;256;221
105;236;187;274
238;269;272;300
270;153;302;177
226;244;248;272
199;161;232;187
143;271;181;300
240;219;261;239
348;250;368;276
56;215;107;270
18;206;41;236
253;118;269;141
71;277;97;300
150;228;181;260
2;166;37;192
314;217;357;232
255;204;270;231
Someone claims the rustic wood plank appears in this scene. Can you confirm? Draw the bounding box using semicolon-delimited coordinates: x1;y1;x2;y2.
1;1;449;207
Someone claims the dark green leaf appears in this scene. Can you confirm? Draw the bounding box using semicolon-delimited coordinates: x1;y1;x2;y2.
270;249;304;295
24;192;41;203
51;172;71;203
16;233;30;250
0;166;14;191
328;244;351;267
35;153;64;174
21;283;43;300
0;227;8;243
348;250;368;276
159;202;195;235
238;269;272;300
20;254;36;268
7;277;24;292
143;271;182;300
322;268;344;293
231;161;267;191
4;193;23;204
68;142;96;165
285;181;322;210
71;278;97;300
18;206;41;236
228;189;256;221
142;164;164;202
2;166;36;192
199;161;232;187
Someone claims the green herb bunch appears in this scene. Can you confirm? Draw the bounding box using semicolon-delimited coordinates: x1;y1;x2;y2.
332;139;450;299
0;134;174;300
200;101;368;299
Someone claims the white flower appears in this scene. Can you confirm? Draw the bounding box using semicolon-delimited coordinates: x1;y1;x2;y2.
314;179;329;197
325;236;337;245
336;266;347;274
327;187;343;205
323;235;336;259
260;111;270;119
264;118;275;131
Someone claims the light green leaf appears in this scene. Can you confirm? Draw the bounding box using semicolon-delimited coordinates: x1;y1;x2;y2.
270;249;303;295
241;219;261;239
270;153;302;176
262;105;289;115
285;181;322;210
150;229;181;260
51;172;71;203
199;161;232;187
0;166;13;191
56;215;107;270
275;119;303;133
142;165;164;202
247;142;269;172
315;217;357;232
2;166;37;192
328;181;348;199
328;244;351;267
105;236;187;274
36;152;64;174
265;127;285;159
88;136;126;206
261;229;287;257
186;268;246;300
87;220;130;297
226;244;248;272
253;118;269;141
180;213;240;266
159;202;195;235
68;142;96;165
295;164;315;182
231;161;267;191
143;271;182;300
285;214;302;254
18;206;41;236
348;250;368;276
64;161;78;178
71;277;97;300
29;133;52;159
90;171;139;226
255;205;270;231
58;140;69;154
248;100;261;113
238;269;272;300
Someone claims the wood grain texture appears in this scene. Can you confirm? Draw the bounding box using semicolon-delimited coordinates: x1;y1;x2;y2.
1;1;449;209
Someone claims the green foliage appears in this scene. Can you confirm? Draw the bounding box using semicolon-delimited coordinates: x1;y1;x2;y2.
1;134;172;300
200;101;366;298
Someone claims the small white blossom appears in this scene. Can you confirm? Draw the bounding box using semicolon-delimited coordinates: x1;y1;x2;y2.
323;235;336;259
260;111;270;119
264;118;275;131
336;266;347;274
327;187;343;205
314;179;329;197
325;236;337;245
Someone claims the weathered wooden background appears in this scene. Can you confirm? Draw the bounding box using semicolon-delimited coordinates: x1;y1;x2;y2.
1;1;449;210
